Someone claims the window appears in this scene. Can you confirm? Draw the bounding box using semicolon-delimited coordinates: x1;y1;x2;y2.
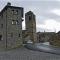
1;24;3;28
12;10;18;15
29;16;31;20
14;10;18;15
12;20;14;24
12;20;19;25
16;10;18;14
19;34;20;37
11;33;13;37
12;10;14;14
16;20;18;25
12;20;16;25
0;35;2;41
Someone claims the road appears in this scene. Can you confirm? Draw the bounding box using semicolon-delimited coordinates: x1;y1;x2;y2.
0;47;60;60
25;43;60;55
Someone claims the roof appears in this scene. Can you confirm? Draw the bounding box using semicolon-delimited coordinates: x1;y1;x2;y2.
37;32;55;35
0;5;23;17
25;11;35;15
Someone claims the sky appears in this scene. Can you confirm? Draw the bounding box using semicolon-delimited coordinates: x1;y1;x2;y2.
0;0;60;32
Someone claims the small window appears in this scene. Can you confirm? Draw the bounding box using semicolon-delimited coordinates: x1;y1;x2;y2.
12;10;14;14
11;33;13;37
19;34;20;37
0;35;2;41
12;20;19;25
12;10;18;15
16;10;18;14
14;10;18;15
29;16;31;20
16;20;18;25
12;20;14;24
1;24;3;28
12;20;16;25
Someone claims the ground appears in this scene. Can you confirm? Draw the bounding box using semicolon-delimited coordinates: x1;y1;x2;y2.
0;47;60;60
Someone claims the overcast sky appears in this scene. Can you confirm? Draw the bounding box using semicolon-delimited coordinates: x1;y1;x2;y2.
0;0;60;32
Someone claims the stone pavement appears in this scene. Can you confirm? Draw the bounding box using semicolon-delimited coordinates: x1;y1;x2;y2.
0;47;60;60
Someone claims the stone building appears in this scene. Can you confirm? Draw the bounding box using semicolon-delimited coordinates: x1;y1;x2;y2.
50;31;60;47
37;32;55;43
0;3;23;49
22;11;37;43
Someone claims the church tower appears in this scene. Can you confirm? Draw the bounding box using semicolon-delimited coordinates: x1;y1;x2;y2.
25;11;37;43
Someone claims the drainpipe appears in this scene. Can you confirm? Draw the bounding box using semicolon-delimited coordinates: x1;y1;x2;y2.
6;9;7;48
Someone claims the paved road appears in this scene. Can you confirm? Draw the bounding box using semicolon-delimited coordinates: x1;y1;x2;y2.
25;43;60;55
0;47;60;60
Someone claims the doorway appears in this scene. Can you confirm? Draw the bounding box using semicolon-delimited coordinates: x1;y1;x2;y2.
0;35;2;41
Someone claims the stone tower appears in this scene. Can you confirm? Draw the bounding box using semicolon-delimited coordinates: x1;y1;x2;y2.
25;11;37;43
0;3;23;48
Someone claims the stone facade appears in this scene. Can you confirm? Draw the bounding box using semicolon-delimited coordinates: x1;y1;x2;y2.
37;32;55;43
0;3;24;49
22;30;30;43
50;31;60;47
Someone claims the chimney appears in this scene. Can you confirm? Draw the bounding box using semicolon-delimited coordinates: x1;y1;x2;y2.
7;2;11;6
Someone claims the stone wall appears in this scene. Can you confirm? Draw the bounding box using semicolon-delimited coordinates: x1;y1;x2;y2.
37;32;55;43
50;32;60;47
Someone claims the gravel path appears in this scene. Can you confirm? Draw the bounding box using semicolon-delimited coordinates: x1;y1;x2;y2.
0;47;60;60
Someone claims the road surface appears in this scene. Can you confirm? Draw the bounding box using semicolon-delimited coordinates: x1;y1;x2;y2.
25;43;60;55
0;47;60;60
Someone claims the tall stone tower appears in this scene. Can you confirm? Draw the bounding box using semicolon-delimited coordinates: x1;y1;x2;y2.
25;11;37;43
0;3;23;48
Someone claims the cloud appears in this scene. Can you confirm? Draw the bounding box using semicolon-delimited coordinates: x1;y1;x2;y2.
51;9;60;16
37;19;60;32
0;0;60;32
